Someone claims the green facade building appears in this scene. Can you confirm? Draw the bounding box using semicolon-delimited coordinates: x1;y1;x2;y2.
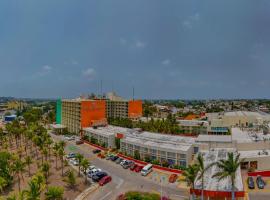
56;99;62;124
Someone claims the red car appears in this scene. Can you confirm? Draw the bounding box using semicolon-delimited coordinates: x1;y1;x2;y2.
130;164;138;171
169;174;178;183
99;175;112;186
134;165;143;173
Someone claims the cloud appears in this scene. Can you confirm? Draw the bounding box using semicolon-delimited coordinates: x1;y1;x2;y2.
43;65;52;72
135;40;146;48
120;38;127;45
82;68;96;80
161;59;171;65
182;13;200;29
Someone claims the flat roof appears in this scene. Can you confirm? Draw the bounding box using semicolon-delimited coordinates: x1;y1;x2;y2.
177;120;209;127
196;135;232;143
239;150;270;159
50;124;66;129
84;125;195;152
195;149;243;192
232;127;270;143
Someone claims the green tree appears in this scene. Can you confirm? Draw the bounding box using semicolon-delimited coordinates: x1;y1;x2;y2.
53;143;60;169
45;186;64;200
196;153;214;200
12;158;26;192
81;158;90;184
66;170;76;189
0;176;7;193
183;164;199;200
25;156;33;177
212;153;243;200
58;148;65;176
41;162;50;184
134;150;140;160
75;154;84;176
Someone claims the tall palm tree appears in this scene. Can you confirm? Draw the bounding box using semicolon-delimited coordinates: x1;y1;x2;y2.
81;158;90;184
75;154;84;176
53;143;60;169
41;162;50;184
58;148;65;176
45;186;64;200
25;156;33;177
212;152;243;200
183;164;199;200
196;153;213;200
12;158;26;192
0;176;7;193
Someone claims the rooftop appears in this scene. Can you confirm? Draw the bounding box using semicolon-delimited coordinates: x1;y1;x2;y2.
195;149;243;192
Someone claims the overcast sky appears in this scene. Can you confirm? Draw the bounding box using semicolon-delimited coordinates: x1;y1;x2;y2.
1;0;270;99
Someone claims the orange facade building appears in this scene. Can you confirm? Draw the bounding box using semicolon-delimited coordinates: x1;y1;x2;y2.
81;100;106;128
128;100;143;119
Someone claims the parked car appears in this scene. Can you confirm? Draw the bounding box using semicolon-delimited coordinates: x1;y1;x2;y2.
141;164;153;176
92;172;108;182
99;175;112;186
256;176;265;189
123;161;134;169
134;165;143;173
111;156;119;162
93;149;101;154
66;152;76;159
75;139;84;145
120;160;127;166
115;158;124;164
106;154;114;160
88;168;102;178
130;164;138;171
169;174;178;183
69;158;79;166
247;177;255;189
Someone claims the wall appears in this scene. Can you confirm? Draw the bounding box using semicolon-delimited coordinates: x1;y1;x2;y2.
81;100;106;128
56;99;62;124
128;100;143;118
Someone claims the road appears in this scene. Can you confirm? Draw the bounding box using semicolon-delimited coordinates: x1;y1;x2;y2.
50;133;189;200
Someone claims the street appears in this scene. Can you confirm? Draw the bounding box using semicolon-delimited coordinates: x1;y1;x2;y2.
50;133;189;200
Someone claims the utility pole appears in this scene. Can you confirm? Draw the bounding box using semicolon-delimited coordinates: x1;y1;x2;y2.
132;86;135;101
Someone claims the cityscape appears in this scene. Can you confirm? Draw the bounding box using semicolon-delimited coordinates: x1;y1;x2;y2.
1;1;270;200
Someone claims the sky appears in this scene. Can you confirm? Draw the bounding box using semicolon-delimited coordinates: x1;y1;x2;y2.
0;0;270;99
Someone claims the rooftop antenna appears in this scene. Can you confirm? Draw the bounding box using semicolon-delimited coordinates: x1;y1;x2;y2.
132;86;135;101
100;80;103;99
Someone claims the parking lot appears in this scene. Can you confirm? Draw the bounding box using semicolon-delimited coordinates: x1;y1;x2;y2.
51;133;189;200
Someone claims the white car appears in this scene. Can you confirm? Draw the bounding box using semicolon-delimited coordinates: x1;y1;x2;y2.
120;159;127;166
84;165;96;173
69;158;79;166
87;168;101;178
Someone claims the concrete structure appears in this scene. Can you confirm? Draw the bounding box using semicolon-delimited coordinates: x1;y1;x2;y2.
6;100;27;111
83;125;195;168
195;149;243;192
56;95;142;134
177;119;208;135
59;99;106;134
106;99;142;119
207;111;270;131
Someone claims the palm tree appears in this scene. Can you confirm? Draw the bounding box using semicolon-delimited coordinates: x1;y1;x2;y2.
45;186;64;200
75;154;84;176
25;156;33;176
81;158;90;183
41;162;50;184
66;170;76;189
53;143;60;169
196;153;213;200
0;176;7;193
58;148;65;176
12;158;26;192
24;173;46;200
212;152;243;200
183;164;199;200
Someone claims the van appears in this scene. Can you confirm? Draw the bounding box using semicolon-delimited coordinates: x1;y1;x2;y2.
141;164;153;176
